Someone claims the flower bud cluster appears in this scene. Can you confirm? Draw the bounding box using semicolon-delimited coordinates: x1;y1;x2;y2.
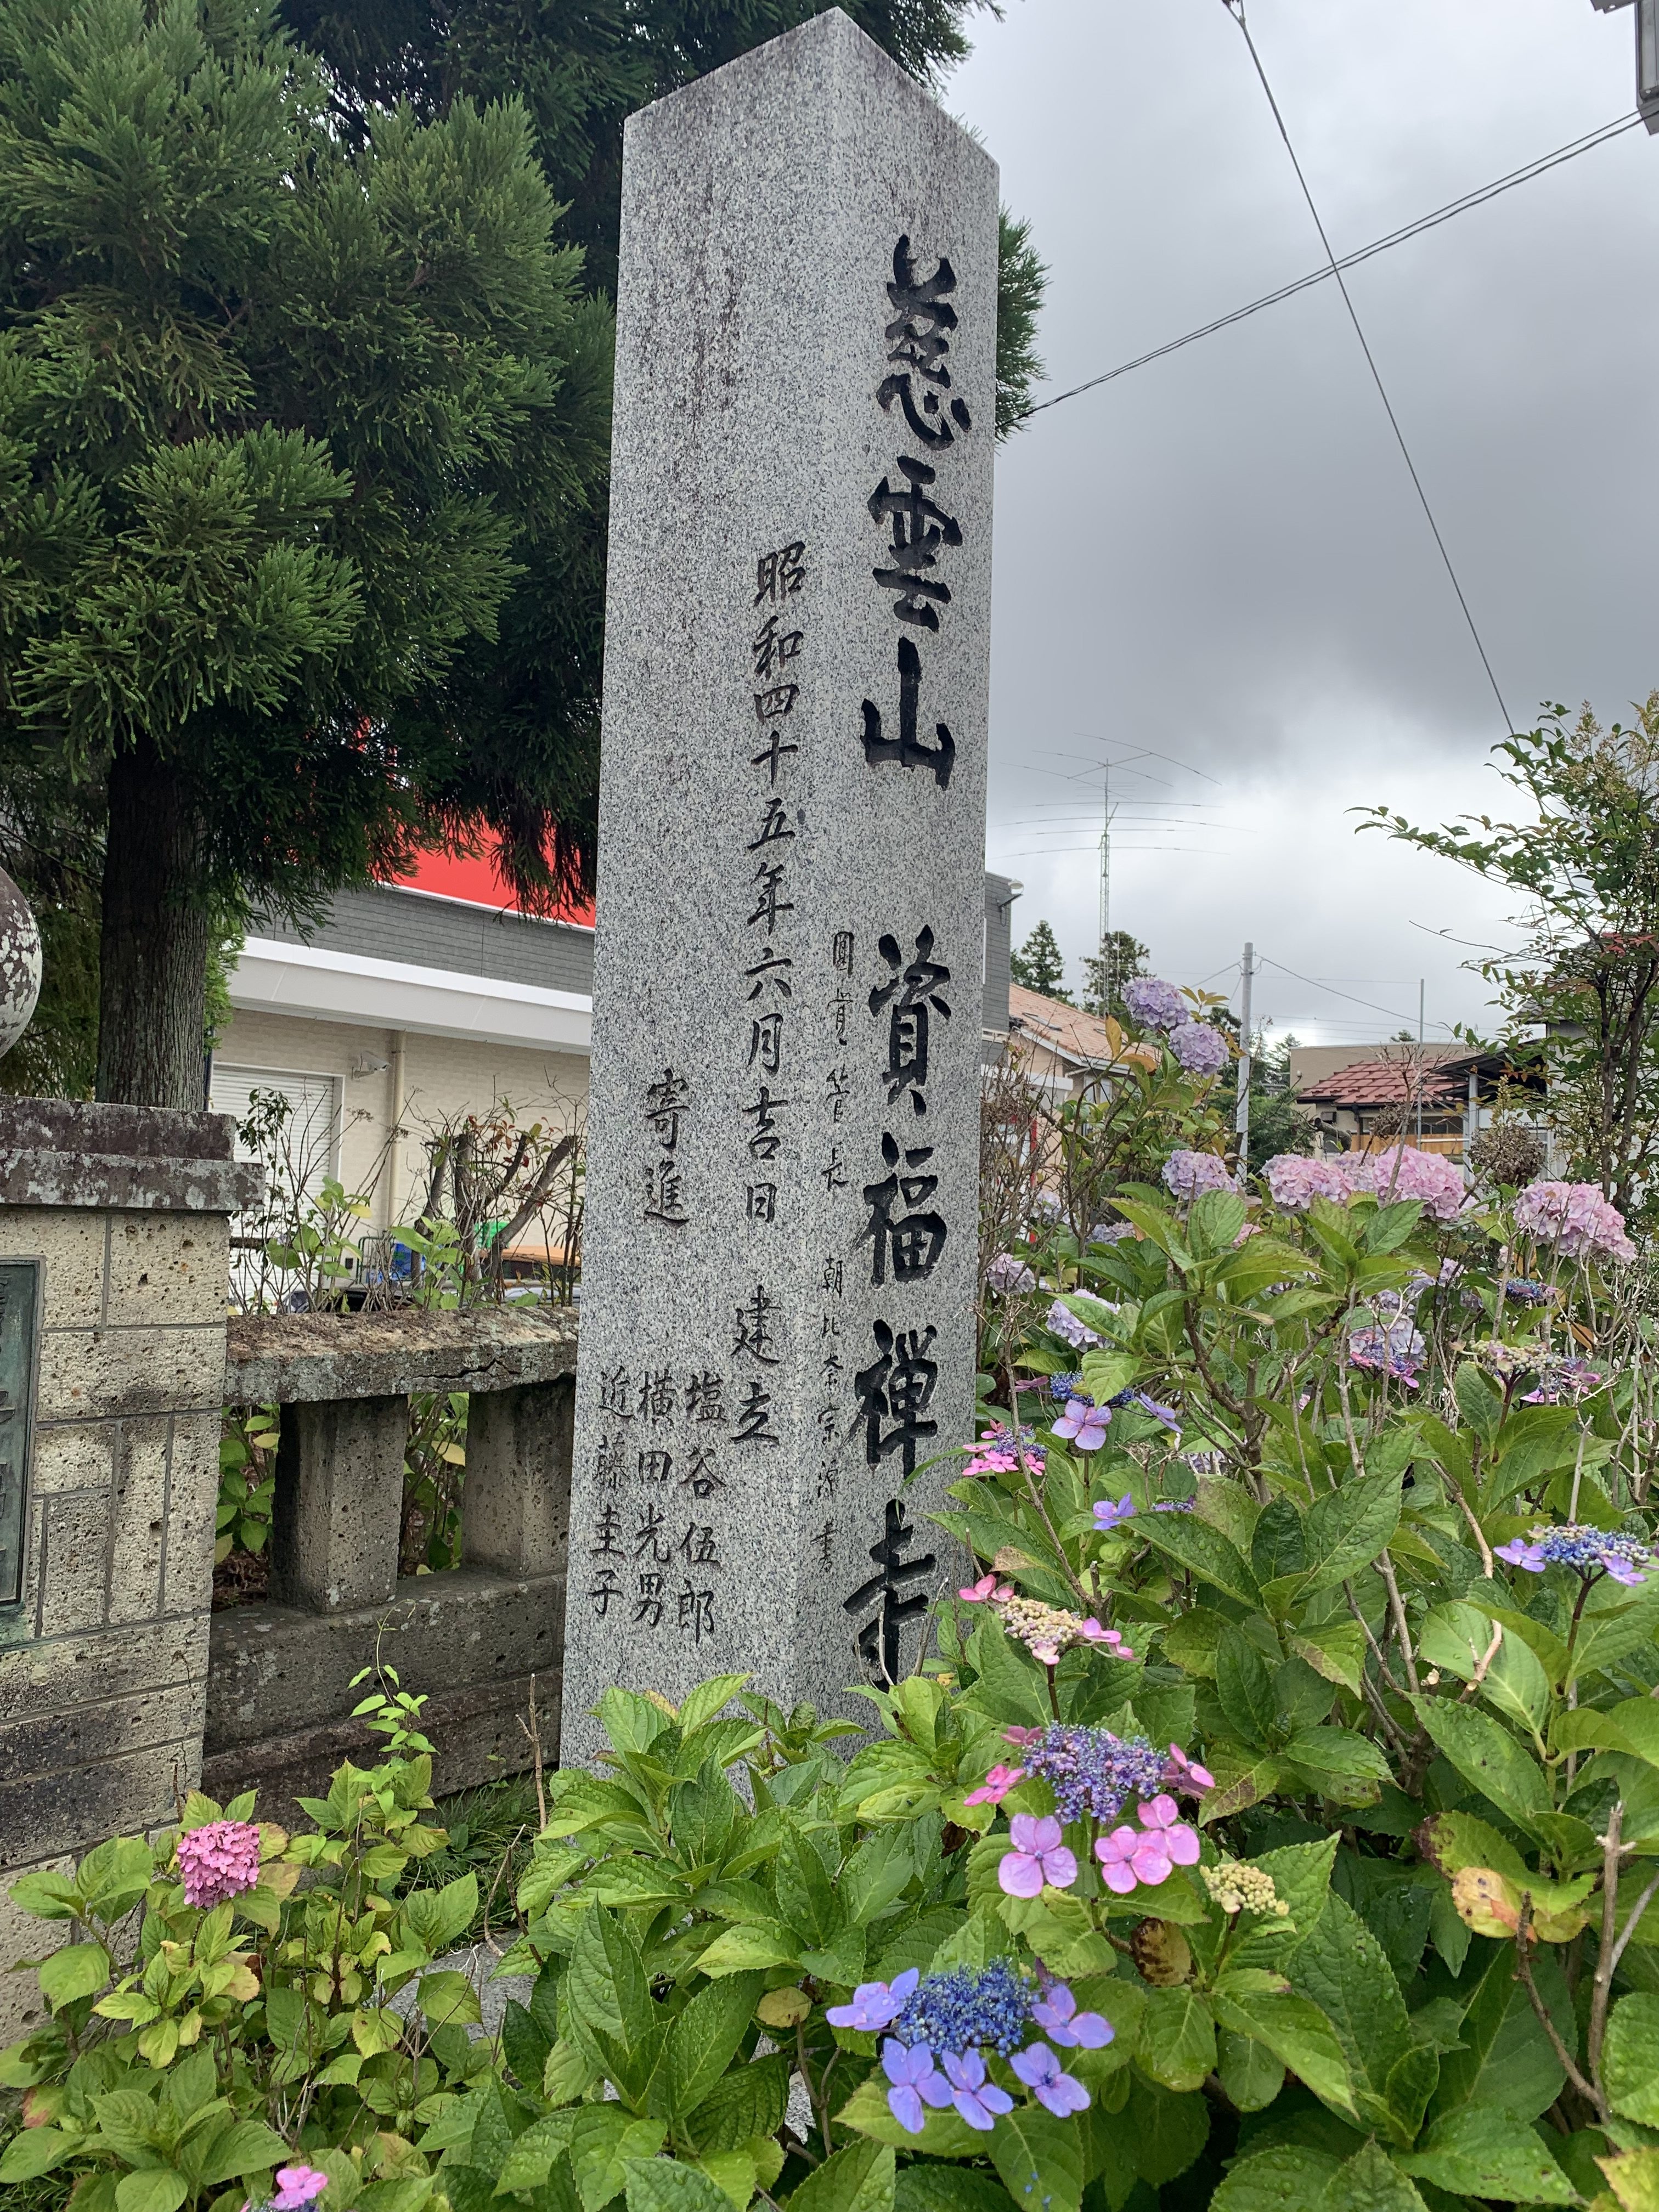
1200;1861;1289;1917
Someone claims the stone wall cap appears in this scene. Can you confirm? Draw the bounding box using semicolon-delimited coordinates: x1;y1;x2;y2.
226;1304;579;1403
0;1098;239;1161
0;1149;262;1216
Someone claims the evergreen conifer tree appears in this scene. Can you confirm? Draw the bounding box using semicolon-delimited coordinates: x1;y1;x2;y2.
0;0;612;1104
1011;919;1071;1003
1082;929;1150;1020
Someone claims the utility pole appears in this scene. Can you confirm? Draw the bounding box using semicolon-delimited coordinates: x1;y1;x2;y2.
1098;763;1112;956
1589;0;1659;131
1235;943;1255;1164
1416;978;1425;1149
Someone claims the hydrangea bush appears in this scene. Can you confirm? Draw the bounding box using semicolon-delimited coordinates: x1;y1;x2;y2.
14;977;1659;2212
958;980;1659;2206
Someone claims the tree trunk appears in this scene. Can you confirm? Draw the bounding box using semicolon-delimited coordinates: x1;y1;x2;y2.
95;738;211;1108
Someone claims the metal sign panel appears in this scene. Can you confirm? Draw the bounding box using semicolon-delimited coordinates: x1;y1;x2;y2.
0;1257;42;1607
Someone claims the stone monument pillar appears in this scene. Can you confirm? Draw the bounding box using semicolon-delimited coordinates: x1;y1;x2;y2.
565;6;996;1750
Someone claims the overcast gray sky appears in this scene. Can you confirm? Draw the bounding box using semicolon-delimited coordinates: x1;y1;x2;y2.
948;0;1658;1045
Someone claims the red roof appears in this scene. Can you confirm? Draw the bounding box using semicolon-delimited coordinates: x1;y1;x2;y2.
388;847;594;928
1297;1057;1462;1109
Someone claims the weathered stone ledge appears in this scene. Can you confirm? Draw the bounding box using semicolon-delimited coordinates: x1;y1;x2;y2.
224;1304;579;1404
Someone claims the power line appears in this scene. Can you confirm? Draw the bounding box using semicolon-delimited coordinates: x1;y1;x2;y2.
1219;0;1514;735
1257;952;1459;1036
1023;111;1639;419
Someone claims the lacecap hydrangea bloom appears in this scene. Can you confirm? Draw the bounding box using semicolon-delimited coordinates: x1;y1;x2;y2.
1263;1153;1351;1211
177;1820;262;1909
1123;977;1187;1031
1513;1181;1637;1264
1345;1145;1466;1222
1496;1523;1653;1585
841;1961;1107;2134
1163;1150;1236;1202
1167;1021;1229;1077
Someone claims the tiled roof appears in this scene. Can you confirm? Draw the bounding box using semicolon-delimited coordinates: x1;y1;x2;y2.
1007;985;1118;1067
1298;1056;1463;1109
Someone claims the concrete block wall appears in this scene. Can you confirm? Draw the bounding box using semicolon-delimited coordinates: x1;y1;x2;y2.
0;1101;259;2039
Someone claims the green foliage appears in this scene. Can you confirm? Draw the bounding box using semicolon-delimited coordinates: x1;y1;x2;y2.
1363;695;1659;1220
0;0;614;1088
960;974;1659;2197
1009;920;1070;1003
1;1753;484;2210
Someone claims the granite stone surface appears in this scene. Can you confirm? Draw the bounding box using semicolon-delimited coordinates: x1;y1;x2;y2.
565;8;995;1754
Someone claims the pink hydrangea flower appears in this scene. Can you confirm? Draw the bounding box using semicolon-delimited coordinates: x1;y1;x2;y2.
998;1814;1078;1898
243;2169;329;2212
1095;1822;1181;1893
1345;1146;1466;1222
1078;1618;1135;1660
963;1763;1025;1807
1514;1180;1637;1265
1165;1743;1215;1791
959;1573;1012;1604
1262;1154;1351;1211
1137;1793;1201;1865
177;1820;262;1909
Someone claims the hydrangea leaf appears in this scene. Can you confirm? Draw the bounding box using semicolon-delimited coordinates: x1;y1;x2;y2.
1396;2106;1575;2202
1209;2145;1341;2211
1605;1995;1659;2126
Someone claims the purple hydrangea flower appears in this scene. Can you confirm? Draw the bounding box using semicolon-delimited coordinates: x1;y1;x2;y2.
1123;977;1187;1030
882;2039;951;2134
1047;1299;1103;1350
1093;1493;1135;1532
1346;1319;1425;1385
1345;1146;1467;1223
1520;1356;1605;1405
1009;2041;1090;2117
1168;1021;1229;1077
826;1966;919;2031
1016;1725;1169;1824
892;1959;1039;2058
1053;1396;1110;1452
1495;1523;1652;1585
1163;1150;1237;1202
940;2048;1014;2130
1030;1983;1114;2050
986;1253;1038;1296
1263;1153;1351;1211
